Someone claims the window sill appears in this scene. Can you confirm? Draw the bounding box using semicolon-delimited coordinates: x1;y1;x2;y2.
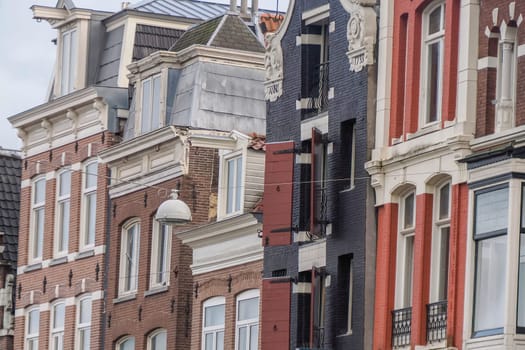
406;122;441;140
49;256;68;266
113;293;137;304
24;263;42;273
144;285;169;297
76;249;95;260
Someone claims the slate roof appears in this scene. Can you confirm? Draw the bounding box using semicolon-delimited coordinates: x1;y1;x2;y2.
133;24;186;61
0;151;21;266
170;13;264;53
130;0;230;21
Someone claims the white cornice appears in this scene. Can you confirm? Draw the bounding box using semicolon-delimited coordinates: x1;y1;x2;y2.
98;126;182;164
31;5;68;21
187;129;252;150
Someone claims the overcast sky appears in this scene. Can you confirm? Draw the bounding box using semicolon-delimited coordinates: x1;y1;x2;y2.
0;0;289;151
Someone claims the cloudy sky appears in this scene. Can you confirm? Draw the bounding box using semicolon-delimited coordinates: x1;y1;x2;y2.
0;0;288;150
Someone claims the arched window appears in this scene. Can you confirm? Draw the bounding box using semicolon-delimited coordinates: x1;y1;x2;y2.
235;290;260;350
147;329;167;350
55;169;71;257
50;301;65;350
202;296;225;350
397;190;416;308
25;307;40;350
76;295;92;350
119;219;140;295
116;336;135;350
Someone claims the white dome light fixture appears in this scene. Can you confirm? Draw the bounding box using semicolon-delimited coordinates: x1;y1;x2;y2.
155;189;192;224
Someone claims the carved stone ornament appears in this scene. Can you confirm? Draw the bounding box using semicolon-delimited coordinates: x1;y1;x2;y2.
340;0;377;72
264;32;284;102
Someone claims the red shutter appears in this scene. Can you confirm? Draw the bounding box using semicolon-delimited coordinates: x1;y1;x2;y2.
263;141;294;246
261;279;291;350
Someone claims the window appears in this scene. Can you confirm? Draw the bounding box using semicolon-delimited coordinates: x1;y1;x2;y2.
340;120;356;190
398;191;416;307
311;128;327;237
225;155;243;215
150;221;171;289
473;185;508;336
76;296;92;350
51;302;65;350
148;329;167;350
420;2;445;125
141;74;161;134
119;220;140;295
55;170;71;256
202;297;225;350
61;28;78;95
337;254;353;335
518;185;525;332
30;178;46;262
81;161;98;249
26;308;39;350
236;290;260;350
430;182;450;302
116;336;135;350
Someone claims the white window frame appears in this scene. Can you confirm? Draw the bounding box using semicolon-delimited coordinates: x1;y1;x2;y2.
139;74;162;135
235;290;260;350
60;27;78;95
25;307;40;350
147;328;167;350
149;220;172;290
55;169;71;257
429;181;451;303
80;161;98;250
30;177;46;263
202;296;226;350
419;1;445;127
219;150;245;219
395;190;416;309
50;301;65;350
119;219;140;296
116;336;135;350
76;295;92;350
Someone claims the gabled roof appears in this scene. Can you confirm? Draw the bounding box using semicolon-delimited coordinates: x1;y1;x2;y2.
170;13;264;53
130;0;230;21
0;151;21;266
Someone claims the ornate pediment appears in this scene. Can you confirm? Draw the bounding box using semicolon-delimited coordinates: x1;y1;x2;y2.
264;32;284;102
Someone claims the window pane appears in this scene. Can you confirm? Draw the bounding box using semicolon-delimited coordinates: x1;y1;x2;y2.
125;225;137;291
85;193;96;246
59;171;71;196
518;233;525;328
217;331;224;350
151;331;166;350
152;76;161;129
80;328;90;350
227;159;235;213
61;31;70;94
238;297;259;321
403;193;415;229
250;325;258;350
34;208;45;259
142;79;152;133
205;304;225;327
59;200;70;252
473;234;506;332
156;225;169;284
205;333;213;350
69;29;78;92
29;339;38;350
85;163;98;189
403;235;414;307
29;310;39;334
439;183;450;219
80;298;92;324
427;41;441;123
238;326;247;350
475;187;508;236
35;179;46;204
120;338;135;350
428;6;442;34
53;303;65;329
437;227;450;301
236;157;242;212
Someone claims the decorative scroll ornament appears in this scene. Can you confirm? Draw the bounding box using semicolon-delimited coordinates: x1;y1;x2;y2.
264;32;284;102
341;0;377;72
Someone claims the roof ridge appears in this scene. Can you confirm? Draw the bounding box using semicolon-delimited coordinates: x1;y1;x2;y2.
206;13;228;46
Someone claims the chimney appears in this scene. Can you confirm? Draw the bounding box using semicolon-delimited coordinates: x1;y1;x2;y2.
121;2;130;9
230;0;236;12
241;0;248;17
251;0;259;18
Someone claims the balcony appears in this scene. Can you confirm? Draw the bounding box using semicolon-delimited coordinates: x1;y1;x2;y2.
426;301;447;343
392;307;412;348
304;62;329;119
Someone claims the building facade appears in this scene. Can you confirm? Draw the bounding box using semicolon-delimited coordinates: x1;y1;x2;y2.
261;0;378;349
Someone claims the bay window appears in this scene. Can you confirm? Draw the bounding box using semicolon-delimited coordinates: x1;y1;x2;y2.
202;297;225;350
30;178;46;262
51;302;65;350
81;161;98;249
141;74;161;134
472;185;508;336
150;221;171;289
236;290;260;350
119;220;140;295
76;296;92;350
55;170;71;256
25;308;39;350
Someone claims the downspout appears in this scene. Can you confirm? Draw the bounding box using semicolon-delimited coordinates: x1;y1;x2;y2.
100;166;113;350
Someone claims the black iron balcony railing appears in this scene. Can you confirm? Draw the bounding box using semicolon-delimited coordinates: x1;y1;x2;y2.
305;62;329;118
426;300;447;343
392;307;412;348
312;326;325;349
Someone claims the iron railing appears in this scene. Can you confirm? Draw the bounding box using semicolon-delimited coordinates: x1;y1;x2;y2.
305;62;329;117
426;301;447;343
392;307;412;347
312;326;325;349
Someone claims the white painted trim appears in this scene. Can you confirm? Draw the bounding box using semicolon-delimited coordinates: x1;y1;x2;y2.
477;56;498;69
292;282;312;294
15;290;103;316
302;4;330;26
300;114;329;140
517;44;525;57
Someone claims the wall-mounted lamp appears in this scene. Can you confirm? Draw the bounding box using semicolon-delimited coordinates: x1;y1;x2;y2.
155;190;192;224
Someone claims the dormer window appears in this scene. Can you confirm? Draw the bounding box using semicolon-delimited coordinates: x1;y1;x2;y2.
60;28;78;95
140;74;162;134
218;151;244;219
